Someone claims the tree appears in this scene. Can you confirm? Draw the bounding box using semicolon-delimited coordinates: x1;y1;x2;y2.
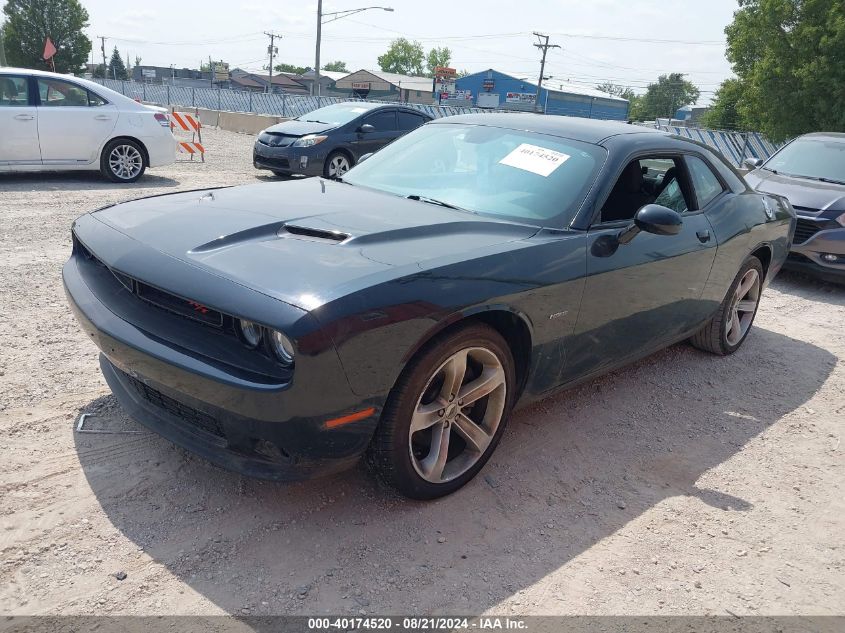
699;78;750;130
322;60;348;73
628;73;700;121
0;23;7;66
107;46;128;80
595;82;637;102
273;62;310;75
92;63;105;78
377;38;425;76
425;46;451;76
2;0;91;73
724;0;845;141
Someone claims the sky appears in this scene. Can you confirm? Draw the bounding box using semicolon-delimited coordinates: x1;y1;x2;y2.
3;0;740;103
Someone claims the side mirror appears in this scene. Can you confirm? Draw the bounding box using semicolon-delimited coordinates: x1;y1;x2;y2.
357;123;375;134
358;152;374;163
618;204;683;244
743;157;762;170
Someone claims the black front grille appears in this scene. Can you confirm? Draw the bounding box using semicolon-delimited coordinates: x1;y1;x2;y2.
136;281;224;327
254;154;290;170
123;371;226;440
793;218;822;245
77;238;224;328
258;132;297;147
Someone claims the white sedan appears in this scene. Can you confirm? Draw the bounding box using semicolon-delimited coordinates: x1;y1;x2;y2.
0;68;176;182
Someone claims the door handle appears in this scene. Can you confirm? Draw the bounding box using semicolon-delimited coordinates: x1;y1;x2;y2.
696;230;711;243
14;114;34;121
94;115;112;121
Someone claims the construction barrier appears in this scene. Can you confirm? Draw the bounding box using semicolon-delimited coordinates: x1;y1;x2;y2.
170;109;205;162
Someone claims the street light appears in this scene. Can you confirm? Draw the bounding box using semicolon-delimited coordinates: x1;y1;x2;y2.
314;2;394;96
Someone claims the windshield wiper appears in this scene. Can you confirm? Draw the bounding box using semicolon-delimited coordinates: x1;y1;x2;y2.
406;194;467;211
304;119;330;124
819;177;845;185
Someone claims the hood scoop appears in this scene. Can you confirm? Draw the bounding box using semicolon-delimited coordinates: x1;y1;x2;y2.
278;224;350;243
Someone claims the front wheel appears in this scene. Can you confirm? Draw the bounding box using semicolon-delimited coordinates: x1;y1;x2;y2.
323;151;352;179
100;139;146;183
368;323;515;499
691;256;763;355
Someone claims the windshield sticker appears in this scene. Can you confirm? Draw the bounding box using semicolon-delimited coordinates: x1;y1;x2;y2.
499;143;570;177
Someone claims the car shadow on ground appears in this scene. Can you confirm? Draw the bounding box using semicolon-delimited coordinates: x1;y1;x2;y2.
0;172;180;192
73;327;835;615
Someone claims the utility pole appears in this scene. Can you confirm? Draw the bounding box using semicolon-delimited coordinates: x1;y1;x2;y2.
315;0;322;96
264;31;282;94
98;36;107;75
532;32;560;113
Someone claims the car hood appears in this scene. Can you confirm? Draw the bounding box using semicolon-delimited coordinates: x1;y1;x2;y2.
745;168;845;216
91;179;539;309
262;119;337;137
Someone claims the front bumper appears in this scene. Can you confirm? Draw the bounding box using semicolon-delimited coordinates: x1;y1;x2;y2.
252;141;326;177
787;219;845;282
63;234;382;481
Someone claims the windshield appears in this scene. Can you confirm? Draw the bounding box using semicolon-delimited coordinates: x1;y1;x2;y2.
342;122;606;226
764;137;845;183
295;103;375;125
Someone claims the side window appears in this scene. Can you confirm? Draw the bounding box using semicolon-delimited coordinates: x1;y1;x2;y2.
686;155;725;208
88;91;107;106
363;110;397;132
398;111;425;131
0;76;30;106
600;156;689;223
37;79;90;107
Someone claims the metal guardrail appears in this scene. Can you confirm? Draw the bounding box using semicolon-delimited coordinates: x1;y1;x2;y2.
92;78;487;120
651;124;781;167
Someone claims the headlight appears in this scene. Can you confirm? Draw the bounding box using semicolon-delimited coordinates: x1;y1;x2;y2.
237;319;262;348
836;212;845;227
293;134;327;148
269;330;295;365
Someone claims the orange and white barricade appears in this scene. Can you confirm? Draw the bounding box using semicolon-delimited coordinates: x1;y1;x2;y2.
170;109;205;162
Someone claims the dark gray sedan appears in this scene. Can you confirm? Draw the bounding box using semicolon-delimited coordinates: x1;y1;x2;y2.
253;101;432;179
744;132;845;283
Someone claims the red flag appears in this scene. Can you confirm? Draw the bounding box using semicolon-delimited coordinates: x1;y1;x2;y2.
43;37;57;61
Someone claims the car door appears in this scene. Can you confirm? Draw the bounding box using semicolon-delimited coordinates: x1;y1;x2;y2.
351;109;398;158
398;110;429;135
35;77;118;164
562;154;718;382
0;74;41;166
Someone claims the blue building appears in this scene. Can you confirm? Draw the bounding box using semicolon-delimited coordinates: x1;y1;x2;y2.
454;69;629;120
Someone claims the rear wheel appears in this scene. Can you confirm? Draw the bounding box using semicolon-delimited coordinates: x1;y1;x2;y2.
323;151;352;179
101;139;146;183
691;256;763;355
369;324;515;499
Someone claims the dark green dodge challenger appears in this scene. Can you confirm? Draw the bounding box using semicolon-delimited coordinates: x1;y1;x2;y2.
64;114;795;499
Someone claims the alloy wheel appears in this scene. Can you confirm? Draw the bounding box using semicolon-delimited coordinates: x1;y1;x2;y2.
725;268;761;346
327;155;350;178
108;144;143;180
408;347;507;484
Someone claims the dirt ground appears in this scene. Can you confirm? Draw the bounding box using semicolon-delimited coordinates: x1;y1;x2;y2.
1;128;843;617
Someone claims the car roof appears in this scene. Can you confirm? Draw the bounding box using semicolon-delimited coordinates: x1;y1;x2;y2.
797;132;845;142
430;113;661;144
325;101;432;117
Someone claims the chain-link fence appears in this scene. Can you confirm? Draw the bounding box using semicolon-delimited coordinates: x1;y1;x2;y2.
92;79;487;120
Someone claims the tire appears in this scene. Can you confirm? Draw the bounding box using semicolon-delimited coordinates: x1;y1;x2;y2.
368;323;516;499
323;151;352;179
691;256;764;355
100;139;146;183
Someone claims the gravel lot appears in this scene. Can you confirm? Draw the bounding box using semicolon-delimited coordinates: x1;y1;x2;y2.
1;127;843;617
